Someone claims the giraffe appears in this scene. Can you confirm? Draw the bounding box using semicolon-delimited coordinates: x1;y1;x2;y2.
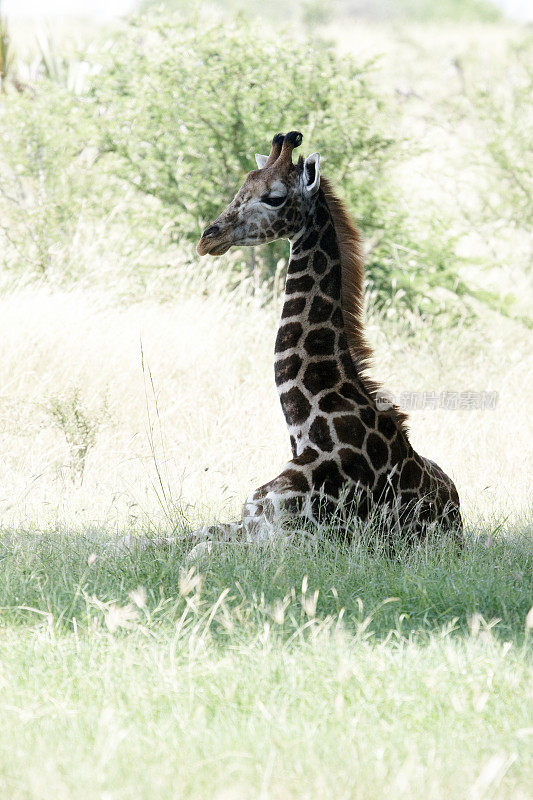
197;131;463;545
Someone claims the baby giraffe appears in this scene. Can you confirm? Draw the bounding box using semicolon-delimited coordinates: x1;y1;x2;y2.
197;131;462;543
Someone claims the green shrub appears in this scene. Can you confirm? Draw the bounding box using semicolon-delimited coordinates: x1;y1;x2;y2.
91;11;474;314
449;35;533;326
0;12;502;318
466;36;533;228
0;85;94;276
45;387;109;485
92;15;389;266
301;0;334;29
0;10;13;93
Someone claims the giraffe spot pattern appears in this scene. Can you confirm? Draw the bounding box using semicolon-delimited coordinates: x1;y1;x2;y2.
398;492;418;512
304;328;336;356
288;257;309;274
274;354;303;384
390;433;408;465
320;224;337;255
308;416;334;452
282;297;306;318
286;208;298;225
315;204;329;227
337;333;351;354
312;250;328;274
275;322;303;352
280;469;310;493
333;415;366;449
377;413;397;439
400;459;423;490
311;460;344;497
319;268;341;299
285;275;315;294
332;307;344;329
340;352;356;376
300;230;319;250
293;446;319;465
303;360;341;394
339;382;369;405
338;448;374;488
366;432;389;471
373;473;395;503
318;392;354;413
283;496;305;514
360;406;376;428
308;296;335;323
279;386;311;425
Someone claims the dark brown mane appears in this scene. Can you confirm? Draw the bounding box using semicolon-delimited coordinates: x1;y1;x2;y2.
320;177;408;431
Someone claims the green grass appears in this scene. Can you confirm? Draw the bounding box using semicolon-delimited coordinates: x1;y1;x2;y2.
0;525;531;799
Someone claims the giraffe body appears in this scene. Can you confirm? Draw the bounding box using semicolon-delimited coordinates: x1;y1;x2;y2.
197;132;462;543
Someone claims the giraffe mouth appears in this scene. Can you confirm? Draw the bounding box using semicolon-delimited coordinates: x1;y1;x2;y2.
196;237;232;257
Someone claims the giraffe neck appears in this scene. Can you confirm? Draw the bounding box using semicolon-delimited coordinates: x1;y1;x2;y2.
274;188;376;456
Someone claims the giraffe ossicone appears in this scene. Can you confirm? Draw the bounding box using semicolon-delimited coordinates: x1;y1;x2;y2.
197;131;463;545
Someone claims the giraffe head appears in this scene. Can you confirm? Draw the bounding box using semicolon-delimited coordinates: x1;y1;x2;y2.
197;131;320;257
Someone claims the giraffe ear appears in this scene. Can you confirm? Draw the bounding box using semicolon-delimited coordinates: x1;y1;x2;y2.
255;153;269;169
303;152;320;195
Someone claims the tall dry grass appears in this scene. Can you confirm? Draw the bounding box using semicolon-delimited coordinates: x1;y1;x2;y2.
0;281;530;533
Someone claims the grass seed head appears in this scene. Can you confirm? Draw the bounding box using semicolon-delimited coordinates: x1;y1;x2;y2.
129;586;147;609
104;603;138;633
179;566;203;597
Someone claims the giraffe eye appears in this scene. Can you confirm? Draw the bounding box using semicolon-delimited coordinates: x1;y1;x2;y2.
261;194;286;207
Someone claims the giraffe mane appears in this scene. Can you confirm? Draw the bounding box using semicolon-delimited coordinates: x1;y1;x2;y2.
320;177;408;431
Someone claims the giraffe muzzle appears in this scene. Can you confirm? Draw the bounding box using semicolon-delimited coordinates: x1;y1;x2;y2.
202;224;220;238
197;224;231;257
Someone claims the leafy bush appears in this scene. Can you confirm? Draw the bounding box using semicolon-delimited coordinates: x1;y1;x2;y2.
301;0;334;29
0;11;504;318
0;10;13;93
45;387;109;485
92;15;389;266
466;36;533;227
92;11;473;314
0;85;94;275
447;35;532;326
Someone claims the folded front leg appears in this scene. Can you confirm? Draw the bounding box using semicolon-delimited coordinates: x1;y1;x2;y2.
242;465;316;541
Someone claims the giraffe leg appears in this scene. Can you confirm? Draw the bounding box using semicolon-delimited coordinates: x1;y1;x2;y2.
187;496;307;559
242;481;316;542
242;472;381;544
185;520;246;561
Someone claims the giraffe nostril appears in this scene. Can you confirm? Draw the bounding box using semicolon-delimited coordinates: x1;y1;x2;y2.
202;224;220;238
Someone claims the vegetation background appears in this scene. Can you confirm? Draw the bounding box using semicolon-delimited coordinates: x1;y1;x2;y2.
0;0;531;798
